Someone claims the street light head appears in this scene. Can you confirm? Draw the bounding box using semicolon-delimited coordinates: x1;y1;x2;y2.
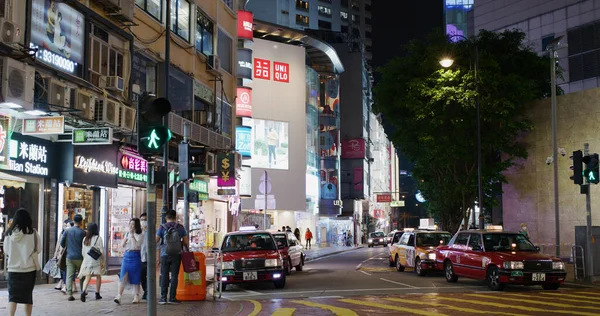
439;58;454;68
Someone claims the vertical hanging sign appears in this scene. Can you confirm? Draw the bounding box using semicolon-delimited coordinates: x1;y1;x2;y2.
217;153;236;187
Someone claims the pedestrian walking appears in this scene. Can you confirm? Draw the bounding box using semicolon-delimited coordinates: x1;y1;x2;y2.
78;223;104;302
53;219;73;292
156;210;188;305
114;218;143;304
293;228;301;243
139;213;149;300
60;214;86;301
305;228;313;249
5;208;41;316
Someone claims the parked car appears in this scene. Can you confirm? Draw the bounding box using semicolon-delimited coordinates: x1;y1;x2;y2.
387;231;405;266
368;231;386;247
390;230;452;275
273;231;305;275
436;230;567;291
215;229;286;290
385;231;398;245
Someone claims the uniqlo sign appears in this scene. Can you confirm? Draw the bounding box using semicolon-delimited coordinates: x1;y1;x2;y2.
254;58;270;80
273;62;290;83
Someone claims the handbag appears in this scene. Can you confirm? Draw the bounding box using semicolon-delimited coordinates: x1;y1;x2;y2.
181;252;199;273
87;236;102;260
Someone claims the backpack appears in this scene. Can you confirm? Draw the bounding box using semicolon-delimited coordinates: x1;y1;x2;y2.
161;224;182;256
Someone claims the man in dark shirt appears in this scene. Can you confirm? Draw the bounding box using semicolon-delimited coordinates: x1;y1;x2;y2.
60;214;86;301
156;210;188;305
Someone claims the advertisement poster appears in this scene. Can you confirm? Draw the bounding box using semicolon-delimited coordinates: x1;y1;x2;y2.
342;138;366;159
30;0;84;72
236;126;252;157
251;119;289;170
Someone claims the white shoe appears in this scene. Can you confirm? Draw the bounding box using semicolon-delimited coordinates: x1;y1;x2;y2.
132;295;140;304
114;296;121;305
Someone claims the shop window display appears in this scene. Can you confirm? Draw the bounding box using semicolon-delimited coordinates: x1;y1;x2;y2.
176;200;206;251
63;187;93;228
109;189;134;259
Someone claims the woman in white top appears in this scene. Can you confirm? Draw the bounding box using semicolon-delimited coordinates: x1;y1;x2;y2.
5;208;41;316
78;223;104;302
114;218;143;304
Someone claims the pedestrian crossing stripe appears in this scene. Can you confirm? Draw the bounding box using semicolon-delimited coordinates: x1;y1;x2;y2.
248;300;262;316
508;292;600;305
358;267;396;272
384;298;529;316
272;308;295;316
422;295;590;315
339;298;447;316
575;291;600;296
465;294;600;315
291;300;359;316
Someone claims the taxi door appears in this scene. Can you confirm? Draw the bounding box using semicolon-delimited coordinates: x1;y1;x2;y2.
463;233;487;279
404;234;416;268
399;233;415;267
287;232;302;267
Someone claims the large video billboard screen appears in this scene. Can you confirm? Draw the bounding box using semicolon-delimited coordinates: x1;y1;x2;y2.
251;119;289;170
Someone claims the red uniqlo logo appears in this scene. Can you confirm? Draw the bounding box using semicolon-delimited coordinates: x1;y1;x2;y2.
273;61;289;83
254;58;270;80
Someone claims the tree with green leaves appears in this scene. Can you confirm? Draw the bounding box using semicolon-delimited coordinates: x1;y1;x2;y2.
374;29;555;233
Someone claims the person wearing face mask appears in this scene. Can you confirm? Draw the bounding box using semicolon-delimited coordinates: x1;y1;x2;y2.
139;213;148;301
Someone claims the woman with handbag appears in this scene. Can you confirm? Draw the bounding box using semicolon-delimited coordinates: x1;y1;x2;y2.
114;218;143;305
78;223;104;302
4;208;41;316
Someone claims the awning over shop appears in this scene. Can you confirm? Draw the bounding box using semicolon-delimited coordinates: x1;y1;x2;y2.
0;171;26;189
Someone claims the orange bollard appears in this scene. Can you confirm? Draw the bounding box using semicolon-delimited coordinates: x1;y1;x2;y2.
176;252;207;301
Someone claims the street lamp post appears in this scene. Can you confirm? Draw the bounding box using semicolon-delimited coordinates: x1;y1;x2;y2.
440;34;484;229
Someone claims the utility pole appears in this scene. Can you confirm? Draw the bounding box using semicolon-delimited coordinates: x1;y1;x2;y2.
263;170;267;229
162;0;171;224
146;163;157;316
583;143;594;282
183;123;191;233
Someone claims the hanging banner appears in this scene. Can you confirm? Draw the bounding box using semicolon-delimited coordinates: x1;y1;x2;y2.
237;10;254;40
236;87;252;117
237;48;253;80
235;126;252;157
217;153;235;187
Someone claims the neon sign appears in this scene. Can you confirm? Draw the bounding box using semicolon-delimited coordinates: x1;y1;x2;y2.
74;155;118;174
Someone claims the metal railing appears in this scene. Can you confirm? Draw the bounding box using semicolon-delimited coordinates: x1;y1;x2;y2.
571;245;586;281
211;248;223;299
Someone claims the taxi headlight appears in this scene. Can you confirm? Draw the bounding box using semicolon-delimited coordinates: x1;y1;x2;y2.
503;261;524;270
221;261;234;270
368;239;373;243
553;261;565;270
265;259;280;267
428;253;436;260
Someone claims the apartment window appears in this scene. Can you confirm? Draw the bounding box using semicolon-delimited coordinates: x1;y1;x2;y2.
567;22;600;82
217;29;233;73
89;25;125;87
296;0;309;11
541;35;555;52
351;1;359;11
196;9;214;56
170;0;191;41
319;0;332;3
318;5;331;17
341;0;348;7
352;14;358;22
318;20;332;30
296;14;309;26
340;11;348;21
222;0;234;10
365;17;372;25
135;0;161;21
132;54;157;100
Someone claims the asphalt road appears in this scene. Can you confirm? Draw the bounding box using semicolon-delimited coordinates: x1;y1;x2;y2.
219;246;497;300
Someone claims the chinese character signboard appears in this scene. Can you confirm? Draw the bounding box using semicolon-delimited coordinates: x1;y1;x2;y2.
237;48;253;79
190;180;209;200
217;153;235;187
118;151;148;187
236;87;252;117
72;128;113;145
235;126;252;157
377;194;392;203
73;145;119;188
237;10;254;40
273;61;290;83
22;116;65;135
342;138;366;159
254;58;270;80
374;209;385;219
6;133;54;177
390;200;405;207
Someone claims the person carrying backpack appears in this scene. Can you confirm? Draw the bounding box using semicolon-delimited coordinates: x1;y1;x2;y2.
155;210;188;305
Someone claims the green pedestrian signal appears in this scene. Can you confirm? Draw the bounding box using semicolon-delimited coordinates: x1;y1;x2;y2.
139;126;171;155
583;153;600;184
136;93;172;157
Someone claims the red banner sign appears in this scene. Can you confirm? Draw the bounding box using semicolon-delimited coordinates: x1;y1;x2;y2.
374;209;385;219
342;138;366;159
273;61;290;83
254;58;270;80
236;87;252;117
377;194;392;203
237;11;254;40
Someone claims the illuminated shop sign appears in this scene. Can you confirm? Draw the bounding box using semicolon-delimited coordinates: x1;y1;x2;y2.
235;126;251;158
74;156;119;174
237;10;254;40
237;48;253;80
7;135;52;177
118;152;148;186
72;145;119;188
236;87;252;117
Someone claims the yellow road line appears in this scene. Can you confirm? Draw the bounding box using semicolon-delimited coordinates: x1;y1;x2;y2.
339;298;447;316
422;295;598;316
272;308;295;316
248;300;262;316
574;291;600;296
466;294;600;313
385;298;529;316
507;293;600;305
291;300;358;316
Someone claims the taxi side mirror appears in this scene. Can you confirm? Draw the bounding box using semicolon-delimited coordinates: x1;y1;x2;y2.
535;246;540;251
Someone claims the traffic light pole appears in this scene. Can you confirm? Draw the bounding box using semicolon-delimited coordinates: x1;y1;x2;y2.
584;143;594;282
162;0;172;224
146;163;157;316
183;123;191;233
551;46;561;258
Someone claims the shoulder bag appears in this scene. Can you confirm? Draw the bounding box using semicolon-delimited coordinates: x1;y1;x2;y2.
87;236;102;260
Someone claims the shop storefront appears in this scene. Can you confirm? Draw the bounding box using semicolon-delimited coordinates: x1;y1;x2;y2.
0;131;55;282
175;179;209;251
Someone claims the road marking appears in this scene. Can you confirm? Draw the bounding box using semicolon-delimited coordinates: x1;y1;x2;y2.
309;296;343;299
359;267;396;272
467;293;600;310
355;263;362;269
221;286;476;298
385;298;528;316
248;300;262;316
505;293;600;306
379;278;417;288
272;308;295;316
340;299;447;316
245;290;262;295
359;270;371;276
424;295;597;315
291;300;358;316
575;291;600;296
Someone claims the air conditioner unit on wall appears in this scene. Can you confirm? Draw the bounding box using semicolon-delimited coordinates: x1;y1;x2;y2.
120;105;136;131
205;152;217;174
207;55;221;75
0;57;34;110
74;90;96;120
95;98;121;126
48;78;75;108
99;75;124;92
0;18;20;44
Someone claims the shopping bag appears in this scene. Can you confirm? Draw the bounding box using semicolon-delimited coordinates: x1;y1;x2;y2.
43;258;62;279
181;252;199;273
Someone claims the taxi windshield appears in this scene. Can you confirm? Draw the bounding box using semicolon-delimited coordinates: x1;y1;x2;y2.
416;233;452;247
222;233;277;252
483;233;537;252
370;232;385;238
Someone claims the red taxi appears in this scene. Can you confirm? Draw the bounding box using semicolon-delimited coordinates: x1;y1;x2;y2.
215;229;286;290
436;230;567;291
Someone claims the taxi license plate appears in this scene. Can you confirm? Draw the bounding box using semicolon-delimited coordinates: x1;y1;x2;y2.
222;270;235;276
532;273;546;281
243;272;258;280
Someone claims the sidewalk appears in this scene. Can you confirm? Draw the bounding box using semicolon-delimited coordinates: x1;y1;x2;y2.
304;244;363;261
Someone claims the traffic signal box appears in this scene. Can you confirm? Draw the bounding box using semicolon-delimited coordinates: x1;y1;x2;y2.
178;143;206;181
571;150;583;185
137;94;172;156
583;153;600;184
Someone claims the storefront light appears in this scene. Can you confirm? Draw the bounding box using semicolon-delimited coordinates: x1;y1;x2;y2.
24;110;47;116
0;102;23;109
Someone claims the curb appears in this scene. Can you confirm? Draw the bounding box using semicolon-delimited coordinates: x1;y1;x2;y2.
305;246;364;262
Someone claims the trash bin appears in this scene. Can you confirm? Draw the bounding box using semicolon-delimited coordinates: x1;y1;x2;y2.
176;252;207;301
